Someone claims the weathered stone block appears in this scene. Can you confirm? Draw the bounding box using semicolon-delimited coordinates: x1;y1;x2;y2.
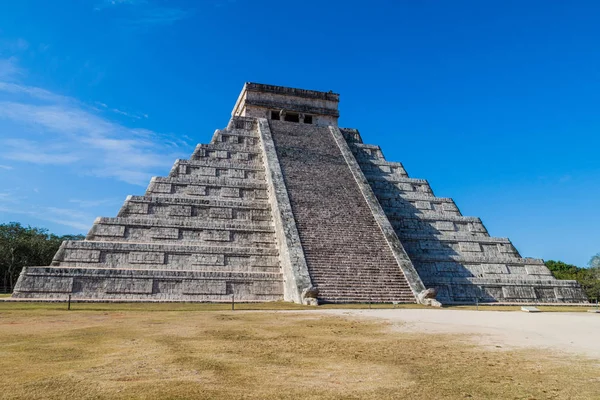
229;169;245;179
186;185;207;196
209;208;233;219
128;252;165;264
202;230;231;242
503;286;536;299
169;205;192;217
150;227;179;239
221;187;240;198
459;242;481;252
105;279;153;294
182;280;227;294
153;183;172;194
94;225;125;237
20;277;73;293
63;250;101;262
191;254;225;266
127;203;149;214
480;264;509;274
197;167;217;176
525;265;552;275
436;221;455;231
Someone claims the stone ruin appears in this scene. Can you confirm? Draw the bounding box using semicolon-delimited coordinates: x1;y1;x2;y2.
12;83;587;304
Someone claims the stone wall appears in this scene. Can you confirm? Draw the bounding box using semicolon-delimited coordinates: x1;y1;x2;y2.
342;128;587;303
13;116;284;301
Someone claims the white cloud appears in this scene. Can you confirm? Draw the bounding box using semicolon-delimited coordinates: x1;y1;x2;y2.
0;57;23;81
94;0;191;29
0;38;29;53
0;164;13;170
69;198;121;208
0;205;93;231
0;81;191;185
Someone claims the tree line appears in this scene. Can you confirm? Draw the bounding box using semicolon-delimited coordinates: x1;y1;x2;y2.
545;258;600;301
1;222;599;300
0;222;84;292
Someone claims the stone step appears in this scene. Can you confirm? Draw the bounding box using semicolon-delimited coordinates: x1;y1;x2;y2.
123;195;270;210
57;240;279;256
377;191;453;203
372;182;432;195
381;198;459;212
212;130;260;145
170;160;266;181
388;213;480;223
191;144;262;162
146;177;268;201
389;216;486;235
89;217;277;247
400;233;510;244
119;196;272;222
356;158;406;169
13;266;283;301
151;175;268;190
316;296;416;303
227;116;258;131
24;266;283;280
173;158;264;170
195;142;262;153
408;253;545;265
51;241;281;271
383;208;461;218
96;216;274;232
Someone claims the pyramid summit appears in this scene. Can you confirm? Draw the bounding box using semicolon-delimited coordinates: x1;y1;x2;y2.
12;82;587;304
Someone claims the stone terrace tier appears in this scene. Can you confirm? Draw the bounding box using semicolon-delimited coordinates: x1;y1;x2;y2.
269;120;416;303
342;128;587;304
13;117;284;301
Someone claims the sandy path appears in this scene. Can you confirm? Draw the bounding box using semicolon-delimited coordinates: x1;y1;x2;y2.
313;309;600;359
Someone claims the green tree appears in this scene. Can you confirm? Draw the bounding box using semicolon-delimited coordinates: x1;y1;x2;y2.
589;253;600;269
545;259;600;301
0;223;84;292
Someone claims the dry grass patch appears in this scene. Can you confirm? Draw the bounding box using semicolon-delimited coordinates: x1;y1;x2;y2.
0;307;598;399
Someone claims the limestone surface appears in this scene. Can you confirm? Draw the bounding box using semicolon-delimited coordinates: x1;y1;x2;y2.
12;82;587;304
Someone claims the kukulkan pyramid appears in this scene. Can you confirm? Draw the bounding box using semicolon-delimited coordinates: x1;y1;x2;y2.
13;83;587;304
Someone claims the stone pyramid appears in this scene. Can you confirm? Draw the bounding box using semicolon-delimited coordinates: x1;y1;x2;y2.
13;83;587;304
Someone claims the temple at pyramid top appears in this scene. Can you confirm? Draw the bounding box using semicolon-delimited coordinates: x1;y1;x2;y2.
232;82;340;126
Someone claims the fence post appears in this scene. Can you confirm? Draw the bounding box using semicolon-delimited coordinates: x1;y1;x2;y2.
67;295;71;311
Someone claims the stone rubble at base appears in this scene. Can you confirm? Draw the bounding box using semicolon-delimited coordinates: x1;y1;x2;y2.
12;83;587;305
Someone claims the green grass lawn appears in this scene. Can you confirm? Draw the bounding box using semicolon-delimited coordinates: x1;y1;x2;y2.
0;305;598;399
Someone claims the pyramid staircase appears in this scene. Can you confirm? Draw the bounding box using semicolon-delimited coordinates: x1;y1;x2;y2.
268;120;417;303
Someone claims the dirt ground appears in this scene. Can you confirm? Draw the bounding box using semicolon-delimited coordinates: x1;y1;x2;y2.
317;308;600;359
1;305;599;399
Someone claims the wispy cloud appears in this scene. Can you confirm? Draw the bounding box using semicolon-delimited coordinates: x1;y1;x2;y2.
94;0;146;9
94;101;148;119
0;79;191;185
0;164;13;170
0;38;29;53
0;205;94;231
0;57;23;81
94;0;191;29
69;198;122;208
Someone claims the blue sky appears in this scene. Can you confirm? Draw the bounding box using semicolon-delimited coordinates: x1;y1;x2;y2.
0;0;598;267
